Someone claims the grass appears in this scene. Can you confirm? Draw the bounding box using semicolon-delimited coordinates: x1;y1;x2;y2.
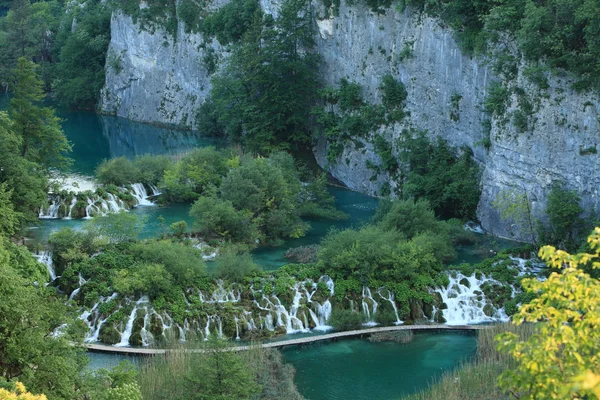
403;323;536;400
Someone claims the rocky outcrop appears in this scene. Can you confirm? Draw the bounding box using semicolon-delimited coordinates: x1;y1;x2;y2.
100;2;600;241
100;11;224;129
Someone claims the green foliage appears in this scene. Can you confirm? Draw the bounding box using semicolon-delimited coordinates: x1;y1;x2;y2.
195;101;224;137
197;0;260;45
0;183;20;237
87;211;146;243
0;237;86;400
374;198;438;239
400;131;481;220
9;58;72;170
328;309;364;331
160;147;229;202
169;221;188;238
210;0;319;153
212;246;262;281
318;226;445;293
538;185;584;250
379;74;408;115
139;343;301;400
190;196;259;244
53;0;111;108
96;157;138;186
96;155;170;186
496;229;600;399
484;81;510;116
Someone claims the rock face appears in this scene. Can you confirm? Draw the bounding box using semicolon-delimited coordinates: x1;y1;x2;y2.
100;11;224;129
100;2;600;241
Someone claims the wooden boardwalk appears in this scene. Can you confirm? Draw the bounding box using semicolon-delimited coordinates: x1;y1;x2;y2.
83;324;484;355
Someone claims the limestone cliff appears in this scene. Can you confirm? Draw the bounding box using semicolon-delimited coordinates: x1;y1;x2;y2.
100;2;600;241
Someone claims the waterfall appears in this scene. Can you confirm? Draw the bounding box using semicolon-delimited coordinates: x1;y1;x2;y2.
65;198;77;219
39;200;60;219
140;308;154;346
234;316;240;340
202;280;240;303
116;296;149;347
69;273;87;301
362;287;378;326
34;251;56;282
131;183;155;206
377;287;403;325
436;273;509;325
81;292;119;343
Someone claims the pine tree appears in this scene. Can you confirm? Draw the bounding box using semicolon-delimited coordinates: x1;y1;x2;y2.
9;58;71;170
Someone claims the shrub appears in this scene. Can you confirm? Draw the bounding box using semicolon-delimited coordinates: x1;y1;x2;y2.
169;221;188;238
328;309;364;331
284;244;320;263
212;247;262;281
132;155;171;185
190;196;259;244
96;157;139;186
379;74;408;111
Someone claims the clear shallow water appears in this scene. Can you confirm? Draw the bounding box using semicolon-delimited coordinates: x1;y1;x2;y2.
282;332;477;400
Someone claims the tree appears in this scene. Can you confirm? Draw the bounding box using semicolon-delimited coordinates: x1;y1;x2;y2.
210;0;319;153
0;382;47;400
0;112;46;224
53;0;111;108
190;196;259;244
9;58;71;170
0;238;85;400
538;185;584;250
87;211;146;243
185;338;261;400
496;227;600;399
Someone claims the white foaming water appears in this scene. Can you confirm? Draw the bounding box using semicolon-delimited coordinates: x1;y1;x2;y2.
115;296;149;347
436;273;509;325
377;287;403;325
65;197;77;219
39;200;60;219
34;251;56;282
130;183;155;206
362;287;379;326
82;292;119;343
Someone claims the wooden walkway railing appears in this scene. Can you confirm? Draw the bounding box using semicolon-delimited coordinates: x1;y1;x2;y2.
83;324;485;355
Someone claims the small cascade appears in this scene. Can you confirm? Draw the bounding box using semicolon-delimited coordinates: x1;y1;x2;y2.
116;296;149;347
69;273;87;301
81;293;119;343
436;273;509;325
362;287;378;326
377;287;403;325
201;281;240;303
84;198;98;219
51;323;68;338
140;308;154;346
320;275;335;296
65;197;77;219
203;315;223;340
34;251;56;282
39;199;60;219
234;316;240;340
131;183;155;206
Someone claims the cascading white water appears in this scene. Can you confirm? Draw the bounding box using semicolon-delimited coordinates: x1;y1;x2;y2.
362;287;379;326
82;293;119;343
34;251;56;282
65;197;77;219
201;280;240;303
39;200;60;219
115;296;149;347
234;316;240;340
131;183;155;206
436;273;509;325
377;287;403;325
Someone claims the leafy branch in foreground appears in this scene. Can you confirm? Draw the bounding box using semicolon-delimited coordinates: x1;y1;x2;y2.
496;227;600;399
